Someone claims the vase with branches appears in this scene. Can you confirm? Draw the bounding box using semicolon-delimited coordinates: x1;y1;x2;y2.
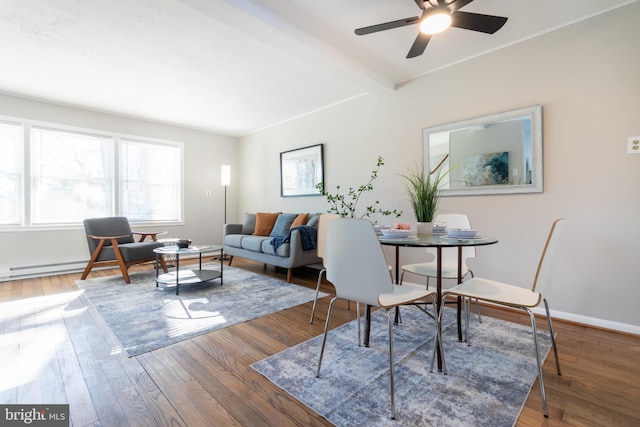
316;156;402;220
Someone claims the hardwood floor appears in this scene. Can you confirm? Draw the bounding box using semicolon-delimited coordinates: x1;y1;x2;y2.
1;259;638;426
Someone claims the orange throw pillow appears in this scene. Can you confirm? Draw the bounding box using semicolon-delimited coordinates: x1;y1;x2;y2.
290;213;309;228
253;212;281;236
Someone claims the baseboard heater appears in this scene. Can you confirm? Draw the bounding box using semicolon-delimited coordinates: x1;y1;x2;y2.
1;260;88;282
0;254;206;282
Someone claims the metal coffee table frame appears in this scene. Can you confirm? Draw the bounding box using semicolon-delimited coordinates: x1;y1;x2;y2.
153;245;224;295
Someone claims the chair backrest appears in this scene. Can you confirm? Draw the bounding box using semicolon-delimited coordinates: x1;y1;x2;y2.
83;217;135;253
317;213;340;264
326;218;394;307
531;218;565;293
431;213;476;272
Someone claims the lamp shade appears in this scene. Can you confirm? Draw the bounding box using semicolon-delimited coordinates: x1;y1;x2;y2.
221;164;231;186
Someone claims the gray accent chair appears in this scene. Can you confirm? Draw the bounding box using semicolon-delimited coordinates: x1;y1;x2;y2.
80;216;168;283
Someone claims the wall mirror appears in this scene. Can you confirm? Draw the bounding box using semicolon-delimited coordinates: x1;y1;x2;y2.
423;105;542;196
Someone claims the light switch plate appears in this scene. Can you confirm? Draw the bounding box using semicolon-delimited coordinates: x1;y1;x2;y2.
628;136;640;154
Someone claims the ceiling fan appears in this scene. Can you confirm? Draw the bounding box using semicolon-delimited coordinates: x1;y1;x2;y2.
355;0;508;59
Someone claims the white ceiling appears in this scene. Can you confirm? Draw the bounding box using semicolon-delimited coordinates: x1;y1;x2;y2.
0;0;635;136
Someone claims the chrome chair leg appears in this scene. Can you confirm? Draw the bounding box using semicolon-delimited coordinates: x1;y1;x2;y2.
309;268;325;324
385;308;396;420
527;308;549;418
464;297;471;344
468;271;482;323
475;298;482;323
316;297;337;378
544;298;562;375
357;301;362;346
425;276;431;310
430;294;448;375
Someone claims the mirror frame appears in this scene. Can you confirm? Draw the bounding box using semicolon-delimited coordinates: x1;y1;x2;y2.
423;105;543;196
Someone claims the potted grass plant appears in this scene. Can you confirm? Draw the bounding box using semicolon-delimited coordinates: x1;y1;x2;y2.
400;155;450;235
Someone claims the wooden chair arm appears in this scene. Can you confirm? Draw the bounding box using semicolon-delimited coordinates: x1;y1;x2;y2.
86;234;130;241
132;230;167;242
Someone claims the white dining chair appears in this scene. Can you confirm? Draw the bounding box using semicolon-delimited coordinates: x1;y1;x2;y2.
400;213;482;322
310;214;393;324
309;213;340;323
434;218;564;418
316;218;444;420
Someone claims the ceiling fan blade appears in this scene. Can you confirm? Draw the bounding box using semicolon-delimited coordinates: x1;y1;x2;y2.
355;16;420;35
448;0;475;12
451;10;508;34
406;32;432;58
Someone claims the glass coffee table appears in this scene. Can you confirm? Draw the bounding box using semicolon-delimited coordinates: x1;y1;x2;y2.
153;244;224;295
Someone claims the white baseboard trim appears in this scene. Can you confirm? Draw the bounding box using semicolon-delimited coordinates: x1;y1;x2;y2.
531;306;639;336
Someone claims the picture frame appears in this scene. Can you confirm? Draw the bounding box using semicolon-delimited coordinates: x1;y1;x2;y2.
280;144;324;197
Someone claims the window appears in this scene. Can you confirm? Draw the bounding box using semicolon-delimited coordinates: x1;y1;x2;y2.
0;115;183;229
31;127;113;224
120;139;181;221
0;121;23;225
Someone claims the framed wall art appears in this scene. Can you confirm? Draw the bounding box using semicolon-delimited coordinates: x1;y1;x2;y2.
280;143;324;197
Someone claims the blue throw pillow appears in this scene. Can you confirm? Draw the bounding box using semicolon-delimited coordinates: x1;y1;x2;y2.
269;213;298;237
306;213;320;228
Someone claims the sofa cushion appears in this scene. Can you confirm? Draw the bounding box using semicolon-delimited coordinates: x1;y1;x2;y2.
269;213;298;237
262;239;290;257
290;213;309;228
241;235;270;252
241;213;256;235
224;234;244;248
253;212;281;236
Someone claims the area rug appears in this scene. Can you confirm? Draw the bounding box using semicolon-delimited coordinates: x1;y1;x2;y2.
252;307;552;426
76;265;327;357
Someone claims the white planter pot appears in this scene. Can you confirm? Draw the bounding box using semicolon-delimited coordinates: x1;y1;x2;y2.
416;222;433;236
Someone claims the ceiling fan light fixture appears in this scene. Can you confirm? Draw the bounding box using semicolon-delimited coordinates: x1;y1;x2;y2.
420;11;451;35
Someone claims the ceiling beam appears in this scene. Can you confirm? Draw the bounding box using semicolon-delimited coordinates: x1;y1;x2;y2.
178;0;395;94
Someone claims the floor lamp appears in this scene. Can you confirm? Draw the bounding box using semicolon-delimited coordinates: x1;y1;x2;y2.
220;165;231;260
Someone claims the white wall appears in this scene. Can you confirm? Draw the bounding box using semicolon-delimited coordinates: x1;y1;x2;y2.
0;93;238;278
238;4;640;332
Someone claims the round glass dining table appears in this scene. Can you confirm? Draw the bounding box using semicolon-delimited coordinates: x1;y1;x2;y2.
379;233;499;295
377;233;499;369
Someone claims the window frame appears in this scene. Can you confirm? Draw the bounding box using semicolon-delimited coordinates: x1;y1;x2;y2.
118;137;184;224
0;114;185;231
0;119;25;227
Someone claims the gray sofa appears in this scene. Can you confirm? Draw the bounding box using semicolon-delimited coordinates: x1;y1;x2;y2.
223;213;322;282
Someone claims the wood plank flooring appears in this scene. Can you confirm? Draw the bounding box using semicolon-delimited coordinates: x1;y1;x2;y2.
1;259;638;426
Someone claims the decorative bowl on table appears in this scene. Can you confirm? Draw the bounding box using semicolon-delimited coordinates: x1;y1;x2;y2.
432;224;447;234
373;224;391;236
176;239;192;248
446;229;478;238
380;229;411;239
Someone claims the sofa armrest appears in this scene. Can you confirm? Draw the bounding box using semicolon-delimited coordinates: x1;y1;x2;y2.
287;227;316;255
223;223;243;237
